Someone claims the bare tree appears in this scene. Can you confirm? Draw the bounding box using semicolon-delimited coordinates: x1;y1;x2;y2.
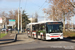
0;11;8;28
43;0;75;32
0;11;8;17
8;10;21;28
68;0;75;8
34;12;38;22
8;10;14;19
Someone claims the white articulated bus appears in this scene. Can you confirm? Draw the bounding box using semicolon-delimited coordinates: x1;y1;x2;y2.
26;21;63;40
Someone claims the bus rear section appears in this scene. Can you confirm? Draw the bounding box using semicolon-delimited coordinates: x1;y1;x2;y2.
26;23;38;38
32;25;37;38
46;22;63;40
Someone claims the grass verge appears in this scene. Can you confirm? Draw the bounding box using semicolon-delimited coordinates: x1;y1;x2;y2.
63;31;75;37
0;33;7;38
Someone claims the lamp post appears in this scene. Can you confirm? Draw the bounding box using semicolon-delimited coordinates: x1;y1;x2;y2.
21;7;22;33
18;0;21;33
72;17;73;31
18;8;19;34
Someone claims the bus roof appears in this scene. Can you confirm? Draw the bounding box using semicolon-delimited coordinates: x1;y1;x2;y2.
27;20;62;25
38;20;52;23
38;20;62;23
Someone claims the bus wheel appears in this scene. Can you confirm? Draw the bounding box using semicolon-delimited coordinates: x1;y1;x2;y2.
28;36;30;38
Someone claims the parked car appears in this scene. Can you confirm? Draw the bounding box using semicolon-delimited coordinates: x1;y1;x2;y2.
8;28;12;31
1;28;6;31
22;29;25;32
69;28;75;31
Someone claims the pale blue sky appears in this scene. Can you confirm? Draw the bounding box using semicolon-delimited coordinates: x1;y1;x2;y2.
0;0;49;21
0;0;75;24
0;0;49;16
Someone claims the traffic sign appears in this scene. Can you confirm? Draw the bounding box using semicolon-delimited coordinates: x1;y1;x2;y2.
9;19;16;26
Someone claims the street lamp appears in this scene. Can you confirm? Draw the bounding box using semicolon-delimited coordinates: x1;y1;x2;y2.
18;0;21;33
18;8;19;34
21;7;22;33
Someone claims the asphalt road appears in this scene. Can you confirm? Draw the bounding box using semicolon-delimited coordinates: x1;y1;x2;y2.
0;38;75;50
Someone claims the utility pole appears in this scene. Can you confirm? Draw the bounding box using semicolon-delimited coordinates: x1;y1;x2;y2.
44;13;46;21
18;8;19;34
72;17;73;31
44;13;45;21
18;0;21;33
21;7;22;33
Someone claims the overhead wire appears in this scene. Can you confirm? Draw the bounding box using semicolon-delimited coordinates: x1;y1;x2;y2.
39;1;46;9
37;0;48;13
31;2;40;7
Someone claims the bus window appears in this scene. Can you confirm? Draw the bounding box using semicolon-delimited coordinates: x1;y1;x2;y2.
35;24;39;31
32;25;36;31
46;22;63;33
39;23;46;32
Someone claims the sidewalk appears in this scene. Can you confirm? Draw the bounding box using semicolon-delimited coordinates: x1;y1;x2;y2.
0;33;16;44
0;33;34;46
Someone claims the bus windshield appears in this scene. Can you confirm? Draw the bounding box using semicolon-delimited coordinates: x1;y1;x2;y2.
46;24;63;33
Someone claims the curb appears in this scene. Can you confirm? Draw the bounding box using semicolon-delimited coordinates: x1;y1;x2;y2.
14;34;17;42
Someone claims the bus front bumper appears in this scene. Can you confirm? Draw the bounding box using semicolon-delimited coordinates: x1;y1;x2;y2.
46;36;63;40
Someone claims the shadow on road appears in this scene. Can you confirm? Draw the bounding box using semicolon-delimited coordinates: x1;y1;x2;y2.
0;39;14;41
63;37;75;43
0;34;17;45
0;39;15;45
0;39;22;45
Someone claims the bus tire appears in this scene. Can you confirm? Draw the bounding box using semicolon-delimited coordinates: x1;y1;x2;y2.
28;36;30;38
